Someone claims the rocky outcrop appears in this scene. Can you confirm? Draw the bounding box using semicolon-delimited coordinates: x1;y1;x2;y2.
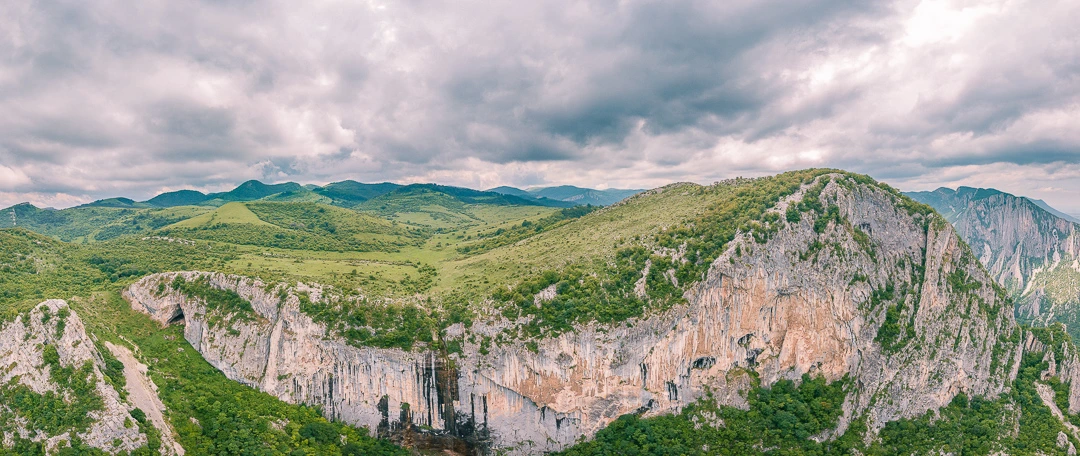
105;342;185;456
0;300;149;454
126;175;1023;454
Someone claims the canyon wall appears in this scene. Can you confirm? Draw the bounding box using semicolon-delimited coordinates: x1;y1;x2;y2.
126;176;1023;454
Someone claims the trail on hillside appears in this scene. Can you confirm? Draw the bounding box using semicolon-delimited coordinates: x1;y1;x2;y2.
106;341;186;456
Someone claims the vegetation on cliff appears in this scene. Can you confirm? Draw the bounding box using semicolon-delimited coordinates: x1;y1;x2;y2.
5;168;1080;454
560;343;1080;455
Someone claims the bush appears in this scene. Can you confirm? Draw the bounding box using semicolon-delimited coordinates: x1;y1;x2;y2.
300;421;339;445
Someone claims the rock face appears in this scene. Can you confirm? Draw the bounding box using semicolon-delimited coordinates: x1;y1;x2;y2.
907;187;1080;338
0;300;148;454
126;175;1023;454
1026;329;1080;418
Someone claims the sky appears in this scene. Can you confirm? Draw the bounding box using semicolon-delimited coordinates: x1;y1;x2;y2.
1;0;1079;214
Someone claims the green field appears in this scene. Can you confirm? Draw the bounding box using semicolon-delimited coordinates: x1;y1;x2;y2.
168;202;273;228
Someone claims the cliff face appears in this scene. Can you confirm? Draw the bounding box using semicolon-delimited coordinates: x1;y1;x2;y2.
907;187;1080;337
125;175;1022;454
0;300;149;454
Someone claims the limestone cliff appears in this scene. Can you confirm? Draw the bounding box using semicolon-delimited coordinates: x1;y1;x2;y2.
126;174;1023;454
907;187;1080;338
0;300;151;454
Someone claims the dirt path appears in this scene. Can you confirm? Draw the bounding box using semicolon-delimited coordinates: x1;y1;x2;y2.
106;341;185;456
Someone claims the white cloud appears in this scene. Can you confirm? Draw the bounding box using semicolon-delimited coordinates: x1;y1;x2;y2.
0;165;30;190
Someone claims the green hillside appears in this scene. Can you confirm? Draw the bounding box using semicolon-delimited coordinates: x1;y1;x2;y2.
314;180;402;206
0;203;212;242
209;180;303;202
145;189;210;207
529;185;644;206
356;184;569;230
0;229;404;455
488;185;645;206
81;197;153;208
158;202;422;252
168;202;272;228
7;169;1080;455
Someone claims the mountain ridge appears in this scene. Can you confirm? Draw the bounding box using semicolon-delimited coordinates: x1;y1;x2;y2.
30;180;643;213
8;169;1080;455
906;186;1080;341
487;184;644;206
123;170;1025;454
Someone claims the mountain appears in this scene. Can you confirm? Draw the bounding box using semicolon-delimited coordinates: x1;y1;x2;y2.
488;185;645;206
0;202;212;242
146;189;209;207
529;185;644;206
119;170;1042;454
1030;197;1080;224
485;185;532;198
0;179;574;243
72;181;306;211
390;183;568;206
11;169;1080;455
313;180;402;205
357;183;575;229
80;197;152;209
907;186;1080;339
206;180;303;202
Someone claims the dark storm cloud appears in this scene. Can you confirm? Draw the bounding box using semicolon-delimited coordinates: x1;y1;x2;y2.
1;0;1080;212
521;0;883;143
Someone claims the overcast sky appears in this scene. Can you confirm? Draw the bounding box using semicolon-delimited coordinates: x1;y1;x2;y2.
1;0;1079;213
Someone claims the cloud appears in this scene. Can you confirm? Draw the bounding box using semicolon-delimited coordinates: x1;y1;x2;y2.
1;0;1079;212
0;165;31;190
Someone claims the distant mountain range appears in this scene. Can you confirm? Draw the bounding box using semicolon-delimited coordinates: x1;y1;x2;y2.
0;179;644;242
487;185;644;206
56;180;640;211
906;186;1080;224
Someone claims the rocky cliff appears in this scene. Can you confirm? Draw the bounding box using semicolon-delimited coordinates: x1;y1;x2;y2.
126;174;1024;454
0;300;153;454
907;187;1080;338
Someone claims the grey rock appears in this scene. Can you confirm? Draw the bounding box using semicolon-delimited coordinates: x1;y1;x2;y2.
0;300;147;454
126;175;1025;453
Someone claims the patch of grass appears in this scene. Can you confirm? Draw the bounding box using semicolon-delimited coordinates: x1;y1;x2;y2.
158;202;421;252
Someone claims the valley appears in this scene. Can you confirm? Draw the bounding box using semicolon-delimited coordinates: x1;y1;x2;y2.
3;170;1080;455
908;187;1080;342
